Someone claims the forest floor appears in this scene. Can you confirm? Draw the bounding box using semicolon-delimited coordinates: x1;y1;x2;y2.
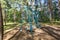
3;24;60;40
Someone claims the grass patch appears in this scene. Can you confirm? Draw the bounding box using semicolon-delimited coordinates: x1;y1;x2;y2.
41;21;60;25
4;22;19;30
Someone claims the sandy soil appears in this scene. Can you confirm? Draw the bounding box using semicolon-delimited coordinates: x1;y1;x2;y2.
4;25;60;40
9;26;60;40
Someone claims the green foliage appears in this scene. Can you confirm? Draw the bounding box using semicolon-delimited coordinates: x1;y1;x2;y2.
53;1;59;21
1;0;60;24
39;10;50;22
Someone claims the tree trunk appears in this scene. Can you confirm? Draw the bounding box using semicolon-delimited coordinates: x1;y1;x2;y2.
2;9;6;25
13;13;16;22
0;3;3;40
4;10;6;25
13;9;16;23
58;0;60;19
58;0;60;9
48;0;54;22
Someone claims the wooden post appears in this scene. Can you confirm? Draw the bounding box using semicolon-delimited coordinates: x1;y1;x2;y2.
0;3;3;40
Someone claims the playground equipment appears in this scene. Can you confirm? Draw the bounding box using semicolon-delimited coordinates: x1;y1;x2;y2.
20;0;41;33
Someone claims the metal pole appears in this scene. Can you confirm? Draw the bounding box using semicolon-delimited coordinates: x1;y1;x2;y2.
24;1;33;33
34;0;41;28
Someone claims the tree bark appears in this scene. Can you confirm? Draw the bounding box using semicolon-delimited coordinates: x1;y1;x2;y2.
13;9;16;23
58;0;60;8
58;0;60;19
4;10;6;25
0;3;3;40
48;0;54;22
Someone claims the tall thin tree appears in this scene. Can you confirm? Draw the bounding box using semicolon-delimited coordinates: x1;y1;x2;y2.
58;0;60;7
48;0;54;22
0;3;3;40
58;0;60;18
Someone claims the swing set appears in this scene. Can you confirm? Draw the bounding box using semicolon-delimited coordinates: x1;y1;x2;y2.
20;0;41;33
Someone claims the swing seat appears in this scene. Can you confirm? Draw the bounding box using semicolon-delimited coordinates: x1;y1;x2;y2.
26;29;35;32
26;27;35;32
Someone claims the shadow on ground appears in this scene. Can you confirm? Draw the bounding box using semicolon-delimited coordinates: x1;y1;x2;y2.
8;26;60;40
9;30;34;40
4;24;17;30
41;26;60;40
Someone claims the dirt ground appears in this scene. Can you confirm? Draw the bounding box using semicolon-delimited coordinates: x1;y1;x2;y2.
6;25;60;40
